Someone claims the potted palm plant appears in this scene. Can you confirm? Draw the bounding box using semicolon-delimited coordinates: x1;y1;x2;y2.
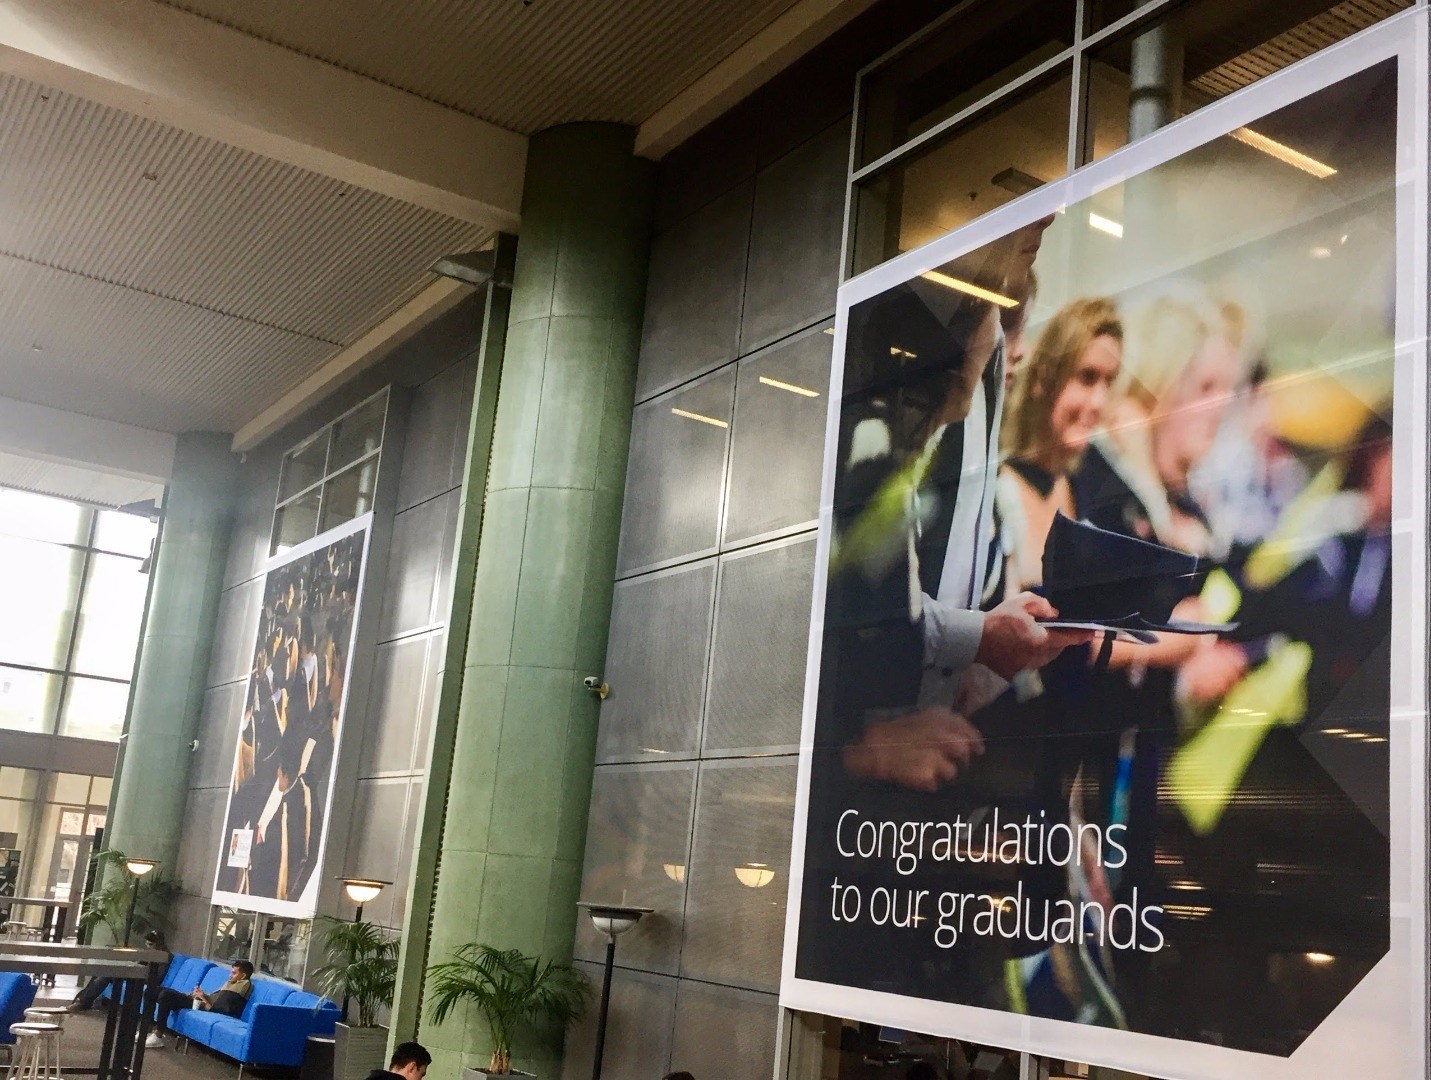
311;917;399;1080
427;944;590;1077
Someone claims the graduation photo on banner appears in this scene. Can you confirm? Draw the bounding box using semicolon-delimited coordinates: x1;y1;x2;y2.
783;31;1424;1077
212;517;368;917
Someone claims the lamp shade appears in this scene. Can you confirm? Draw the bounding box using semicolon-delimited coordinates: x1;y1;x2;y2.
124;858;158;877
340;878;390;905
577;901;653;939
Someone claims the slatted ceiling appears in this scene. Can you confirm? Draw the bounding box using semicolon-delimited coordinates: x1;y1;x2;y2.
0;254;335;432
1192;0;1410;99
0;74;489;346
0;452;165;509
157;0;805;133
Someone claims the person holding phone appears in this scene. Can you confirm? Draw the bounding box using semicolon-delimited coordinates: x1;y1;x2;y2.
146;959;253;1049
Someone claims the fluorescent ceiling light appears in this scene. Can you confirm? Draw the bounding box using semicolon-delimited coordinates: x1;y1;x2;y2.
759;375;820;397
671;407;729;428
1229;127;1336;179
921;270;1019;308
1089;212;1123;238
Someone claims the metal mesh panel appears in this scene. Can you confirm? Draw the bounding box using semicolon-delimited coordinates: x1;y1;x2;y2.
704;536;816;756
669;980;781;1079
176;787;227;895
740;120;847;353
636;182;752;402
193;681;245;790
561;962;677;1080
343;778;410;927
597;560;716;763
723;326;832;545
397;362;469;512
205;576;262;687
617;369;735;575
379;489;458;638
680;758;798;991
574;763;696;975
357;634;431;778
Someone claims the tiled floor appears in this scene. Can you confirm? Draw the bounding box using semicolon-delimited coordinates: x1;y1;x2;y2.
29;987;255;1079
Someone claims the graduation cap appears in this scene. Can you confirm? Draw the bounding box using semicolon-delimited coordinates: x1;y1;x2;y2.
1038;512;1237;643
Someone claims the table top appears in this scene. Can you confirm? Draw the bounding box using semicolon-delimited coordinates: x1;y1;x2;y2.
0;955;154;978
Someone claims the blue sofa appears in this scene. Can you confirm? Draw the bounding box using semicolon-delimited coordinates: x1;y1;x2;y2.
0;971;36;1047
106;953;338;1070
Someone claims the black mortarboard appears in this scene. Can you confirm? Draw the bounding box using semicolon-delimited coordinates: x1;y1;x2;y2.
1038;512;1236;642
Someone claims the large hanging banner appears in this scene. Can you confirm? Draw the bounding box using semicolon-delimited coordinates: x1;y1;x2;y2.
782;16;1427;1080
212;516;369;917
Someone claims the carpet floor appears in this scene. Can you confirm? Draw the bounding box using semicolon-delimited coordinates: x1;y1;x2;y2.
28;986;298;1080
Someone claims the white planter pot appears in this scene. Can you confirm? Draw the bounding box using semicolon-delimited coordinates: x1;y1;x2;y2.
333;1022;389;1080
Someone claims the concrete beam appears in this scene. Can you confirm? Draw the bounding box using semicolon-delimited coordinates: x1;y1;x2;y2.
0;0;526;229
635;0;879;158
232;276;476;451
0;395;175;483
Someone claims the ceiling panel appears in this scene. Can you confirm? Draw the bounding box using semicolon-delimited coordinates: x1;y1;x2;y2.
0;74;489;345
157;0;803;133
0;254;337;432
0;452;164;509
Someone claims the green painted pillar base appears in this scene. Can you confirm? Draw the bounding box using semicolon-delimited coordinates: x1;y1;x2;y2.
107;433;238;878
414;123;654;1077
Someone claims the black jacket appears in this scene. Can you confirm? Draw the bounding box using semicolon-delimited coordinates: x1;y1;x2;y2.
362;1071;403;1080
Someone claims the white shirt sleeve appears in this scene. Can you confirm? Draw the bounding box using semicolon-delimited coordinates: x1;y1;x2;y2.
920;594;984;675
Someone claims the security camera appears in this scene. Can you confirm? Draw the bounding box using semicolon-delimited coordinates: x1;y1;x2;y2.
583;676;610;700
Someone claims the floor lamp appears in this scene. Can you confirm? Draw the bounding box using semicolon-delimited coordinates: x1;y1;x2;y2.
576;902;651;1080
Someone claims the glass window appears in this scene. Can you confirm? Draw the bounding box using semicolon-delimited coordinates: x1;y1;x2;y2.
0;535;84;670
50;774;89;805
329;395;386;472
852;66;1074;272
1087;0;1412;163
259;917;311;983
272;390;386;556
92;511;157;558
58;678;130;742
271;490;322;558
71;554;150;679
318;459;377;533
209;907;258;963
857;0;1077;166
0;666;59;734
0;490;87;545
0;768;39;802
278;433;329;503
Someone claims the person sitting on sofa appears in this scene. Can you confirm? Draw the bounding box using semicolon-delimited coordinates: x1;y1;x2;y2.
365;1041;432;1080
145;959;253;1049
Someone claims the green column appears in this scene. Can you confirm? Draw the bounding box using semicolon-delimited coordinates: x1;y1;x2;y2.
106;432;238;877
415;123;654;1078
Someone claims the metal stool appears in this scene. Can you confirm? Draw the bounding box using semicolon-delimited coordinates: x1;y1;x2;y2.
18;1011;60;1076
5;1022;60;1079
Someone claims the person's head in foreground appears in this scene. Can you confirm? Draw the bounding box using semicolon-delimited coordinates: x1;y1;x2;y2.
371;1042;431;1080
229;960;253;982
663;1073;696;1080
